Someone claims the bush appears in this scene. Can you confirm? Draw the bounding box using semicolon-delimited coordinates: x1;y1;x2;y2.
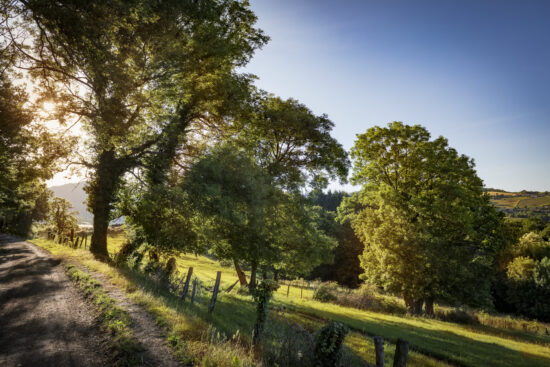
313;322;349;367
316;282;407;316
313;282;339;302
435;307;479;325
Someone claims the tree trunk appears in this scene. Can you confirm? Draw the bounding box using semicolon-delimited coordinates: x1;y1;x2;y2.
234;258;248;286
250;262;257;293
89;150;124;259
404;294;412;310
413;298;424;315
425;298;434;317
404;295;424;315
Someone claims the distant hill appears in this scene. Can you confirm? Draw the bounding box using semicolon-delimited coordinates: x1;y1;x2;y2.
48;182;93;224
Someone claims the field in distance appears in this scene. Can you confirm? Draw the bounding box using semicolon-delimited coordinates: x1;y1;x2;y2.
486;190;550;209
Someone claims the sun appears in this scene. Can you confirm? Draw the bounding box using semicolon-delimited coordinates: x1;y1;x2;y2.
42;101;56;114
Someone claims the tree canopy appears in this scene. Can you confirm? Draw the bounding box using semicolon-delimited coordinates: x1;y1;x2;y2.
0;59;69;234
339;122;504;314
233;95;349;191
2;0;267;257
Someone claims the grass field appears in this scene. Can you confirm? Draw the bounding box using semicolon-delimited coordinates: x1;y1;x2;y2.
30;236;550;367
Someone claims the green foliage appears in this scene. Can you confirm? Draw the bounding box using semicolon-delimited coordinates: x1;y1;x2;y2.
5;0;268;256
183;144;337;283
523;216;545;233
494;228;550;320
252;279;279;346
313;282;339;303
49;197;79;240
0;68;69;235
340;122;504;310
313;322;349;367
533;257;550;287
506;256;537;281
117;182;200;254
234;95;350;191
541;223;550;240
513;232;550;260
308;190;363;288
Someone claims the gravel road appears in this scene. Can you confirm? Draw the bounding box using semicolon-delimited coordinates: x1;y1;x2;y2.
0;234;109;367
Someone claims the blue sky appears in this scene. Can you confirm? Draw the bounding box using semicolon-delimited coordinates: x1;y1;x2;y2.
244;0;550;192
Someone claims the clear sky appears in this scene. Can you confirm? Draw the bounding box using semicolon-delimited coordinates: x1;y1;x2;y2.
244;0;550;192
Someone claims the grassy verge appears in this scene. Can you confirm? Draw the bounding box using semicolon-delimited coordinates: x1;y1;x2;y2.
65;264;143;366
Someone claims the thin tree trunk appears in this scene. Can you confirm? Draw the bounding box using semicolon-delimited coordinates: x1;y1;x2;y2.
250;262;257;293
234;258;248;286
425;298;434;317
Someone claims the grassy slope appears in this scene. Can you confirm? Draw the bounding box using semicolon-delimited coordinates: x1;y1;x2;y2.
31;237;550;367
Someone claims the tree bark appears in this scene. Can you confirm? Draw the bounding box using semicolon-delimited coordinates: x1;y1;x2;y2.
234;258;248;286
413;298;424;315
250;262;257;293
404;295;424;315
89;150;124;259
425;298;434;317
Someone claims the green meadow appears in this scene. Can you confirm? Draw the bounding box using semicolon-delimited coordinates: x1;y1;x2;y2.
31;236;550;367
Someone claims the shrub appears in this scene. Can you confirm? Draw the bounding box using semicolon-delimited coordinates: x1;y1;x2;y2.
313;282;339;302
435;307;479;325
313;322;349;367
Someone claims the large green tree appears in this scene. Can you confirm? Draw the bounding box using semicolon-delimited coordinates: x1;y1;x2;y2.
339;122;504;314
3;0;267;257
183;145;336;289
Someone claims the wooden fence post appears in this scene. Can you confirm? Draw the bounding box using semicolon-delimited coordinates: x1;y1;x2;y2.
300;280;304;299
393;339;409;367
287;281;291;297
374;336;384;367
181;267;194;301
208;271;222;314
190;278;197;305
225;280;239;293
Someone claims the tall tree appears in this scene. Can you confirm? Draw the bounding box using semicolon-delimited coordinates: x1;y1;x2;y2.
339;122;504;314
3;0;267;257
183;145;336;289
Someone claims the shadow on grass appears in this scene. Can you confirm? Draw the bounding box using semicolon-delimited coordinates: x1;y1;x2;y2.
111;265;374;366
285;302;550;367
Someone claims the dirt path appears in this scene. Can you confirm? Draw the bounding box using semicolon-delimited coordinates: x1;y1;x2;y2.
0;234;109;367
70;266;181;367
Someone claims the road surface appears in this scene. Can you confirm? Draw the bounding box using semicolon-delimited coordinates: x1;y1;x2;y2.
0;234;109;367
